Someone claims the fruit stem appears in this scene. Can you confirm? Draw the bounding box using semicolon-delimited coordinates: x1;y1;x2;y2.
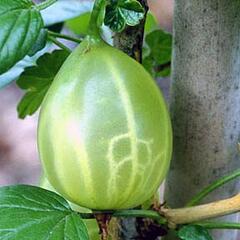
88;0;106;38
186;168;240;207
113;209;167;224
80;209;166;224
79;194;240;230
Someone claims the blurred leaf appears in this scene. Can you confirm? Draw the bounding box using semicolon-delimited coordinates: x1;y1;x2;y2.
104;0;145;32
17;50;69;119
143;29;172;77
0;0;43;75
28;29;48;57
145;29;172;65
144;11;158;35
41;0;93;26
178;225;213;240
142;56;154;76
65;12;91;35
156;65;171;77
0;185;89;240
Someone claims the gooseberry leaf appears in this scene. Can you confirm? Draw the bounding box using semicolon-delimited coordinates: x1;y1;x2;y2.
17;50;69;119
0;0;44;75
146;29;172;65
144;12;158;35
143;29;172;77
0;185;89;240
0;44;51;89
28;29;48;57
104;0;145;32
178;225;213;240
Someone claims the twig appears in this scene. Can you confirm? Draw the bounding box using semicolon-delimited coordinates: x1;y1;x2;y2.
161;193;240;228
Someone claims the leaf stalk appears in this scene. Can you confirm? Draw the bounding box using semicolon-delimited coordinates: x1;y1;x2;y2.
186;169;240;207
48;31;83;44
48;36;71;53
196;221;240;229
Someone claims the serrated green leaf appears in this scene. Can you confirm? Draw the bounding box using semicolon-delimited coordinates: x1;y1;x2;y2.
118;0;144;12
104;0;145;32
40;176;100;240
28;29;48;57
178;225;213;240
0;0;44;75
104;4;126;32
0;185;89;240
120;9;144;26
17;50;69;119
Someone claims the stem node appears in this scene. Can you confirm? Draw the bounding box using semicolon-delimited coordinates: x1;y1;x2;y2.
94;213;112;240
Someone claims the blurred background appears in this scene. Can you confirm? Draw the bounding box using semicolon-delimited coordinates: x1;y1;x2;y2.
0;0;173;186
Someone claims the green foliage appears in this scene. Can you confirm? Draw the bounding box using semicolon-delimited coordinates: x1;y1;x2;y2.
144;12;158;35
104;0;145;32
0;0;43;75
0;0;93;89
143;29;172;78
178;225;213;240
17;50;69;119
28;29;48;57
65;12;91;35
0;185;89;240
0;48;49;89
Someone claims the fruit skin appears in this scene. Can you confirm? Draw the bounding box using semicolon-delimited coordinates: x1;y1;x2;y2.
38;36;172;210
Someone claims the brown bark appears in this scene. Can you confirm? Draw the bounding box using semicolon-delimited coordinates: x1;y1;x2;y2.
113;0;148;63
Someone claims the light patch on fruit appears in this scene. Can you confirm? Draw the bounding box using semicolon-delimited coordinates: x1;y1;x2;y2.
65;118;96;205
107;131;161;207
105;58;138;202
